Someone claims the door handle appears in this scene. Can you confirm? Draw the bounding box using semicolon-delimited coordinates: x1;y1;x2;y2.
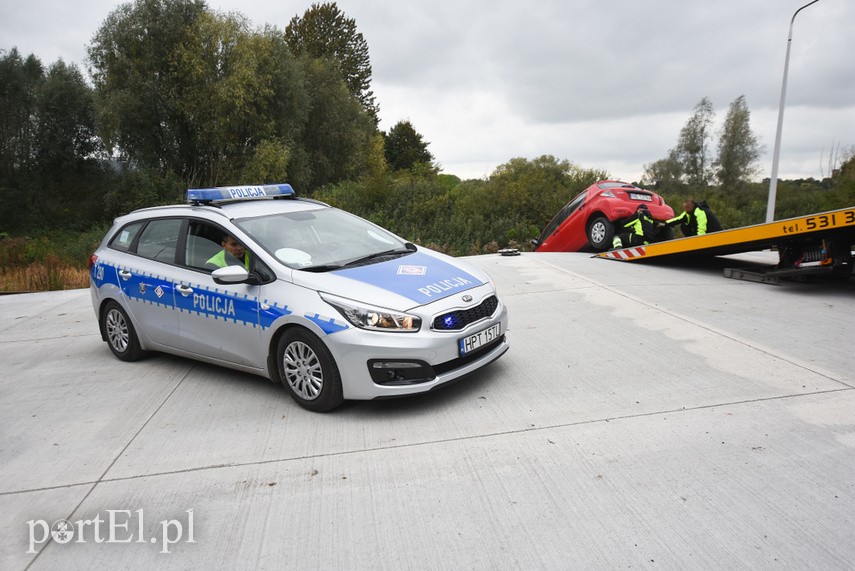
176;284;194;297
119;270;132;281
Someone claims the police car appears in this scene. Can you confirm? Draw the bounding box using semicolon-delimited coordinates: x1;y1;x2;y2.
89;184;509;411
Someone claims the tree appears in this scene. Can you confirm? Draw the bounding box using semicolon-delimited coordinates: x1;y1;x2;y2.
31;60;104;229
0;49;43;232
715;95;760;190
0;48;43;180
456;155;608;245
384;120;434;172
285;2;378;121
171;15;307;186
295;56;375;190
0;50;105;232
641;149;683;189
88;0;209;177
828;147;855;206
34;61;99;171
836;147;855;181
88;0;309;188
674;97;715;187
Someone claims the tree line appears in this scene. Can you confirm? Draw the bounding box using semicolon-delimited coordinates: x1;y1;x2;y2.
640;96;854;229
1;0;853;267
643;96;761;191
0;0;415;235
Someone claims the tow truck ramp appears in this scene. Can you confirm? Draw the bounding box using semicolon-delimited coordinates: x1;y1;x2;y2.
596;206;855;282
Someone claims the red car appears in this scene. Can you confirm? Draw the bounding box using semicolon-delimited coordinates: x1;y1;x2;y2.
531;180;675;252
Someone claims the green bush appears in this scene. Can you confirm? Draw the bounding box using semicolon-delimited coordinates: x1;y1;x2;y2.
0;226;107;270
0;236;36;268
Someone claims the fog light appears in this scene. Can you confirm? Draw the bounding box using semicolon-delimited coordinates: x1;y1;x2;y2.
372;361;423;369
368;360;437;385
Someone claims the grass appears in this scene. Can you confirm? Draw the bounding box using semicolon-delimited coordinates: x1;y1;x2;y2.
0;257;90;292
0;230;102;292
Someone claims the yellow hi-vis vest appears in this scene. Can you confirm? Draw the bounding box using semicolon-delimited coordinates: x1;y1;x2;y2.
206;250;250;270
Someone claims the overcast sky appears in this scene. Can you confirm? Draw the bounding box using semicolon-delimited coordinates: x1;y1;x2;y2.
2;0;853;182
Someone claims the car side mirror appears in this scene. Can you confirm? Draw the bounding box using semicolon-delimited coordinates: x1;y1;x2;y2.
212;265;249;284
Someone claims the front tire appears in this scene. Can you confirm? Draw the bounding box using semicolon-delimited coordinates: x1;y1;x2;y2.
276;328;344;412
101;301;143;362
587;216;614;251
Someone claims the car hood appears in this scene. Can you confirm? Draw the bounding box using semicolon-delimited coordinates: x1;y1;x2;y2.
289;250;489;311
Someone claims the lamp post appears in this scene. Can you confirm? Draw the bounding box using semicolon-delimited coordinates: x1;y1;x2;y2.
766;0;820;223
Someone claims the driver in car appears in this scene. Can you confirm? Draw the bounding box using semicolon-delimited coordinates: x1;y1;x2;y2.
207;234;251;269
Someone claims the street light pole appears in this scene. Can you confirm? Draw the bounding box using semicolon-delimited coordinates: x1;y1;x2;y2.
766;0;820;223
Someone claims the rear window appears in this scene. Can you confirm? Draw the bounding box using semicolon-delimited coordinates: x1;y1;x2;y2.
597;182;635;190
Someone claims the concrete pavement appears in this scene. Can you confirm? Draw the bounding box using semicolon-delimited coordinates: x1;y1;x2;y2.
1;252;853;569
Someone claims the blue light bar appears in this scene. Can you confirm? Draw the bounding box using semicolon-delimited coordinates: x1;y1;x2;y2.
186;183;295;203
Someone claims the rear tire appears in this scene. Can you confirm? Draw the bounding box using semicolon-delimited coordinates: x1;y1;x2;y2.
101;301;143;362
587;216;614;251
276;328;344;412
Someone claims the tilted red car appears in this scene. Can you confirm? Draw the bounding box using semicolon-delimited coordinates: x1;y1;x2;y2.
531;180;675;252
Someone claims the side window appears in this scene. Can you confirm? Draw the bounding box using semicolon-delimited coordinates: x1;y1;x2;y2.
136;219;182;264
185;221;231;271
108;221;144;252
543;193;586;239
253;258;275;283
563;192;586;219
184;220;275;283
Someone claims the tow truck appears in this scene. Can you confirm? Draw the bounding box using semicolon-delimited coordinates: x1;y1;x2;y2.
595;206;855;284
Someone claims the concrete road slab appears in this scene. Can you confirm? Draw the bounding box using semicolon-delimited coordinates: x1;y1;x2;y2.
1;253;853;569
0;307;194;492
530;252;855;380
17;390;855;569
1;484;92;570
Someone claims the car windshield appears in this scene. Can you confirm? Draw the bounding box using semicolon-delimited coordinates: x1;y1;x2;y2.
234;208;411;271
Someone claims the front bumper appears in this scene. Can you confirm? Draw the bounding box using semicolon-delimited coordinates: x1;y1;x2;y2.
326;293;509;400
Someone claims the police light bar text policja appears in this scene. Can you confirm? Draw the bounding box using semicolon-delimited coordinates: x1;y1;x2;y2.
186;184;295;203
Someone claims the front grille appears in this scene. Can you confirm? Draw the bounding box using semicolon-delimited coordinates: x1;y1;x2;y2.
432;295;499;331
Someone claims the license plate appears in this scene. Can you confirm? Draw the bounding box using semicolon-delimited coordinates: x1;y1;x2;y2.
459;323;502;356
630;193;652;201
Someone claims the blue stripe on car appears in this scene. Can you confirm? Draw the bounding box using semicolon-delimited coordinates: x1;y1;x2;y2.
305;313;349;335
91;262;299;331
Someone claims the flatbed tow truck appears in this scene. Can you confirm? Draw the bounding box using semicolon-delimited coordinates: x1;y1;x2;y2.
596;206;855;284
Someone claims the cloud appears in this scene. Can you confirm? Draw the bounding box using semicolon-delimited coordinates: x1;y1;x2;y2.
2;0;853;182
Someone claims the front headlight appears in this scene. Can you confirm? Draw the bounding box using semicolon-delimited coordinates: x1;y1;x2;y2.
321;293;421;333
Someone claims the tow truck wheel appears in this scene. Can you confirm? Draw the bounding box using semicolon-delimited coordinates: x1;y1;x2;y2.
588;216;614;251
277;328;344;412
101;301;143;362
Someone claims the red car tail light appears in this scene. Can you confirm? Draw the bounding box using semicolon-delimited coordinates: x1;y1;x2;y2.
88;254;98;269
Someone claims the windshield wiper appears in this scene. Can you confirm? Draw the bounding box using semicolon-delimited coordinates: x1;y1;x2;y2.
300;264;344;273
297;243;416;273
340;243;417;269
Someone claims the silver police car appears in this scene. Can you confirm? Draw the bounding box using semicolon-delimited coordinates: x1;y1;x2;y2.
89;184;509;411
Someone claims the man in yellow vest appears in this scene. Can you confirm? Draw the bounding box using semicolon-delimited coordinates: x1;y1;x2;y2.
666;199;722;237
206;235;250;269
612;204;656;249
